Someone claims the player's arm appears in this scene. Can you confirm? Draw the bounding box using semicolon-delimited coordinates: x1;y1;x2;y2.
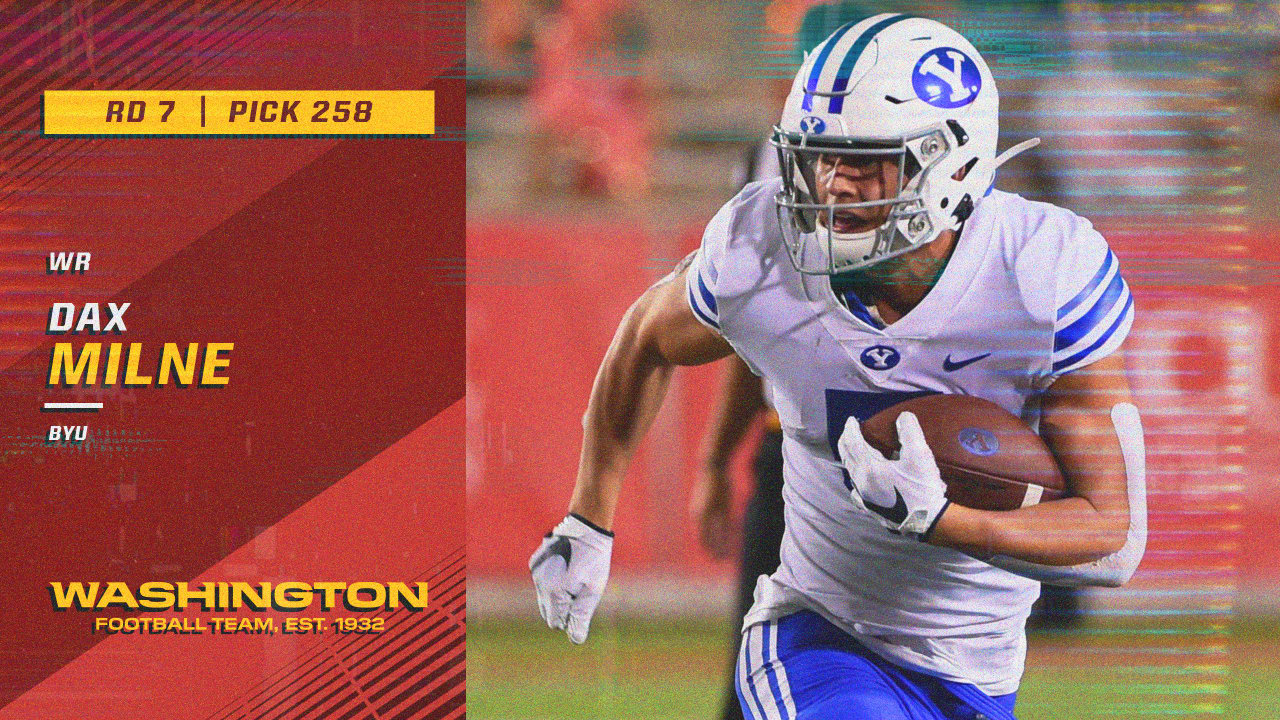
838;347;1147;586
569;264;735;528
928;350;1135;565
530;261;733;643
690;355;764;559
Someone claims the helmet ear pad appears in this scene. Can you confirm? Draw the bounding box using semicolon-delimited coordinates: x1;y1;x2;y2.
913;122;992;238
948;158;978;223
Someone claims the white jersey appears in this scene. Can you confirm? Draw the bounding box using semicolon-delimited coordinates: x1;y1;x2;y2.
685;178;1133;695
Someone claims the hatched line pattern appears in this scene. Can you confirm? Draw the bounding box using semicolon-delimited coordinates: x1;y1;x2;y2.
205;547;465;720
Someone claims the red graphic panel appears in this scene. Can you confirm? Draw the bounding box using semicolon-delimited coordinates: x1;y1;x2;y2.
1;403;465;720
0;1;466;714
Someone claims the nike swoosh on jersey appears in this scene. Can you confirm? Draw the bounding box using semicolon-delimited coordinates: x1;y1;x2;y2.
862;488;909;525
942;352;991;371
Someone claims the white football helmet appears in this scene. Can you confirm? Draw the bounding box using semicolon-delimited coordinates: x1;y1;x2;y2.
773;14;1038;274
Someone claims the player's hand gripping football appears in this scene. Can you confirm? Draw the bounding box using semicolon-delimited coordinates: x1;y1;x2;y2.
529;514;613;644
838;412;951;539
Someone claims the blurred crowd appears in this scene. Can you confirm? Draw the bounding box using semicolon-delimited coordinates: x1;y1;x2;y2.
477;0;653;197
470;0;1270;218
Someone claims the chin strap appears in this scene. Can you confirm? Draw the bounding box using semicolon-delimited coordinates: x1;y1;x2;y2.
991;137;1040;172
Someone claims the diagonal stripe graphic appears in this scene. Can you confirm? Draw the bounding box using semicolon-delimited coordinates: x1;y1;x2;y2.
203;550;465;720
0;0;312;207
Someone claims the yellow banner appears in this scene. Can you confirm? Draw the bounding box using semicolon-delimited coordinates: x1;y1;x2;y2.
43;90;434;135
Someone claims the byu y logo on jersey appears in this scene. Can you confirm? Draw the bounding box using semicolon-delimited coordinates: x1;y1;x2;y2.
912;47;981;109
860;345;900;370
799;115;827;134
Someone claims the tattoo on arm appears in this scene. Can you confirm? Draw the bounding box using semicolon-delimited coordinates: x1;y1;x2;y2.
652;251;699;289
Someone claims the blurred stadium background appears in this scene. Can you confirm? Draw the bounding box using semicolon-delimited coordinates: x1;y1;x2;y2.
466;1;1280;717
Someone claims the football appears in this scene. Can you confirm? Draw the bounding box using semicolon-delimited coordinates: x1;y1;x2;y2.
859;395;1067;511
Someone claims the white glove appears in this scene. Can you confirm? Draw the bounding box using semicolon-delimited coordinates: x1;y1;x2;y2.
529;513;613;644
838;411;951;539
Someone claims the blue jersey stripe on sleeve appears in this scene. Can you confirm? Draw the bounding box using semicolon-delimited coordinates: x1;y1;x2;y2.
1054;271;1127;352
688;284;720;329
1052;292;1134;373
697;272;718;315
1057;250;1115;321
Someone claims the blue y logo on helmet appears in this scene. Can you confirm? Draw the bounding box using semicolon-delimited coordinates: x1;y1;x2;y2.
912;47;981;109
799;116;827;134
860;345;900;370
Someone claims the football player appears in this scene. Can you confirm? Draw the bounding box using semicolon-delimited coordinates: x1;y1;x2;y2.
530;15;1148;720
